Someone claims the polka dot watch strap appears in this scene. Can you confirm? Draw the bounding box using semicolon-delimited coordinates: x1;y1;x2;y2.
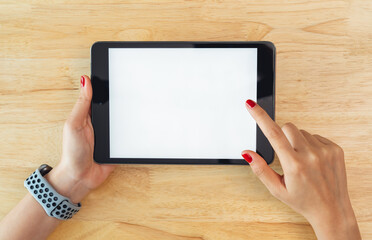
24;168;81;220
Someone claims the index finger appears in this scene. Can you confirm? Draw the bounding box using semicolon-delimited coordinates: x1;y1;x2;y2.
245;99;295;161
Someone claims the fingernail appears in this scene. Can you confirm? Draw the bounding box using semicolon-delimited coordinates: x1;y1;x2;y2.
242;152;253;163
80;76;85;87
245;99;256;109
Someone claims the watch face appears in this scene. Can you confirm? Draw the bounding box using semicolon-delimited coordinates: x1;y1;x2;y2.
38;164;53;176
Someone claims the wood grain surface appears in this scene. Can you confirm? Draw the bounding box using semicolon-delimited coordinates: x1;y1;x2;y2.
1;0;372;239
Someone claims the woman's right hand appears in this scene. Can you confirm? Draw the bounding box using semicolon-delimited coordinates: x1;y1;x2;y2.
241;100;361;240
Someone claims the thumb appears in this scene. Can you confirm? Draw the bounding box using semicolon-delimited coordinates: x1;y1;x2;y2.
67;75;92;128
241;150;286;199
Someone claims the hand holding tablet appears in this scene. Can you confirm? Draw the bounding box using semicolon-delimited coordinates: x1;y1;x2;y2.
91;41;275;164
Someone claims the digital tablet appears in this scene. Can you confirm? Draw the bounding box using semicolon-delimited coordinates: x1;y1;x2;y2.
91;41;275;164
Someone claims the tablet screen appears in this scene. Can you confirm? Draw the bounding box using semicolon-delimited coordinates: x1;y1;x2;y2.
109;48;257;159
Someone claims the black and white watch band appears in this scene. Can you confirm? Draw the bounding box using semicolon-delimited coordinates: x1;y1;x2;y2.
24;165;81;220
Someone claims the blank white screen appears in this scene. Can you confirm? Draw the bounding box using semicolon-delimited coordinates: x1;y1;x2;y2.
109;48;257;159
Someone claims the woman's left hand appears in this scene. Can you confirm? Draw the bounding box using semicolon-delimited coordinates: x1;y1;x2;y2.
46;75;115;203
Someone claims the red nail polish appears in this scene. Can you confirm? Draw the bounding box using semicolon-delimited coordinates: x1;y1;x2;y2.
242;153;253;163
245;99;256;108
80;76;85;87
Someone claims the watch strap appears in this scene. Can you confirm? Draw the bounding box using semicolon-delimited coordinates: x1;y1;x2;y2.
24;168;81;220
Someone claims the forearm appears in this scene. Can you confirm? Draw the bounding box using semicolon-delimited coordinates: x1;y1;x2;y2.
0;165;88;240
0;193;60;240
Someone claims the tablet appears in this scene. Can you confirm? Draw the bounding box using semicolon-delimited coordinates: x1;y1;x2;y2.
91;41;275;165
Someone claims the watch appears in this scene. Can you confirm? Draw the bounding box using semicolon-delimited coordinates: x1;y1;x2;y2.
24;164;81;220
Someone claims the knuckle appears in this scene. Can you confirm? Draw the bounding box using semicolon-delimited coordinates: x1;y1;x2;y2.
281;122;298;136
314;134;324;140
64;118;78;131
252;165;266;178
78;96;90;104
318;145;328;155
255;108;266;122
333;144;344;156
282;122;295;130
299;129;308;136
308;151;321;162
267;126;283;140
255;106;265;116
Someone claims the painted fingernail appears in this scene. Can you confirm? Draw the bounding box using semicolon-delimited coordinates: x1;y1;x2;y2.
245;99;256;109
242;152;253;163
80;76;85;87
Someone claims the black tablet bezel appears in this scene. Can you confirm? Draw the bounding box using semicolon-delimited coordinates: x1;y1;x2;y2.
91;41;275;165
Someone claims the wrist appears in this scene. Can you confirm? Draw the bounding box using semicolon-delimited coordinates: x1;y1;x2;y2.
45;165;90;204
307;203;361;240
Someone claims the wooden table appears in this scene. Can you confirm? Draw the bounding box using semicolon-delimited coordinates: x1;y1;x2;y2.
1;1;371;239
